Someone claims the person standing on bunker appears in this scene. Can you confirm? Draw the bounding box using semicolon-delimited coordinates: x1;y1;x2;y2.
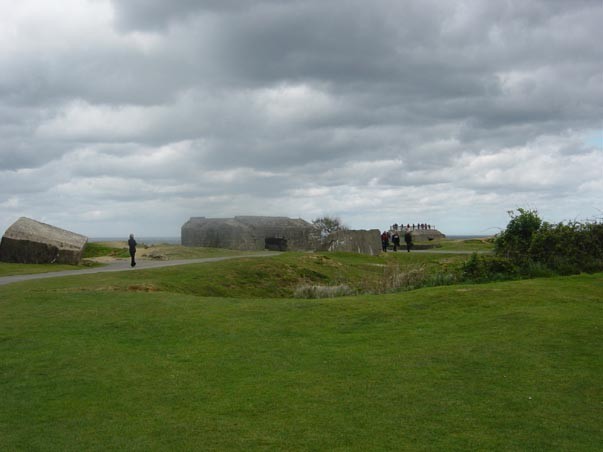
128;233;137;267
392;231;400;252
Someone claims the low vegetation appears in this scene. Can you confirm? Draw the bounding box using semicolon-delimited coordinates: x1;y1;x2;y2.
6;251;466;299
462;208;603;282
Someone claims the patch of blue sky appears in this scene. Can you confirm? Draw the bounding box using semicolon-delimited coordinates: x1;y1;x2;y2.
584;130;603;148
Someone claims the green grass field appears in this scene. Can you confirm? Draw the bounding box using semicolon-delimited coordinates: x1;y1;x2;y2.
83;242;263;261
0;244;265;278
433;237;494;252
1;250;601;451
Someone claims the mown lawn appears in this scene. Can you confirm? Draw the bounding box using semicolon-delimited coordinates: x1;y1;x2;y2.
1;265;601;451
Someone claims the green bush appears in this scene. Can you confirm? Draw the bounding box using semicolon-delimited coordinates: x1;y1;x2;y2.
461;253;517;282
529;221;603;274
494;208;603;275
494;208;542;264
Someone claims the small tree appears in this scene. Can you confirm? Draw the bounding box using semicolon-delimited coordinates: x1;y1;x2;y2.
494;208;542;264
312;216;346;237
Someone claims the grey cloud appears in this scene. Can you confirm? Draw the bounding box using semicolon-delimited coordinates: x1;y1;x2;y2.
1;0;601;236
2;44;191;108
110;0;291;31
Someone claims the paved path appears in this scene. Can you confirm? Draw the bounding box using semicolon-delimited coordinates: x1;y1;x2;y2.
0;252;277;286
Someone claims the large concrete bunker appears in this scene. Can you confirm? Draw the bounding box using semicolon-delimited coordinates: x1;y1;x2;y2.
0;217;88;264
181;216;319;251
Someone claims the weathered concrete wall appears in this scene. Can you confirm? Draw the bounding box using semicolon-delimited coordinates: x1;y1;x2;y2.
319;229;381;256
410;229;446;242
0;217;88;264
181;217;253;249
181;216;320;251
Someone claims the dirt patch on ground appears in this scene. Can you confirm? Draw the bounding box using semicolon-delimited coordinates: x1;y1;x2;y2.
87;256;128;264
138;249;168;260
127;284;161;292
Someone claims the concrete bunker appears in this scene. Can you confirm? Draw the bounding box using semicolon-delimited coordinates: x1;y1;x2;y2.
181;216;319;251
0;217;88;265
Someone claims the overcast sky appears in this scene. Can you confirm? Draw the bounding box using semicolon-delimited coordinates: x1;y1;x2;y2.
1;0;601;238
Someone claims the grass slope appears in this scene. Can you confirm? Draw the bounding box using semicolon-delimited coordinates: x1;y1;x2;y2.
1;237;488;279
0;244;263;277
0;262;94;277
83;242;261;260
0;252;468;298
0;264;601;451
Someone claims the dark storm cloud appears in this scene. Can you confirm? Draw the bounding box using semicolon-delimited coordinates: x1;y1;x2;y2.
110;0;280;31
1;0;601;235
138;0;600;157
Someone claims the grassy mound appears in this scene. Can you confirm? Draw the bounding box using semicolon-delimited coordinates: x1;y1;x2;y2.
0;263;601;450
9;251;467;298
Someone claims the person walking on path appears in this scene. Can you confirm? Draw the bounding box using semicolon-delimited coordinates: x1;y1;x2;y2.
381;231;389;252
404;227;412;252
392;231;400;252
128;233;137;267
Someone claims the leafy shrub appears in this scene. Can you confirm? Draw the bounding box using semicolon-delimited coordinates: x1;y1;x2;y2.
387;267;428;291
424;271;459;287
354;262;429;295
461;253;517;282
494;208;603;275
494;208;542;264
529;221;603;274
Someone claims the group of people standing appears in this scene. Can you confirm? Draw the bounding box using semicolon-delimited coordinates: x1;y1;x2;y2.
381;228;412;253
392;223;434;231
